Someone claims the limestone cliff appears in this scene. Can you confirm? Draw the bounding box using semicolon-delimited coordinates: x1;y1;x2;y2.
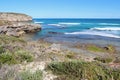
0;12;41;37
0;12;32;21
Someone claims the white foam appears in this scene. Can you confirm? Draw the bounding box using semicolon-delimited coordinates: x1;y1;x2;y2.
91;27;120;31
47;24;62;27
34;22;44;24
98;23;120;26
58;22;81;25
65;31;120;38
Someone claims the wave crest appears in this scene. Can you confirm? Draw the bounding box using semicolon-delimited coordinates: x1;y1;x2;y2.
47;24;62;27
91;27;120;31
98;23;120;26
65;31;120;38
58;22;81;25
34;22;44;24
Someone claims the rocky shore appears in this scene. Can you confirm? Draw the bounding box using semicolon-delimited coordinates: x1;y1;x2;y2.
0;12;120;80
0;12;41;37
0;35;120;80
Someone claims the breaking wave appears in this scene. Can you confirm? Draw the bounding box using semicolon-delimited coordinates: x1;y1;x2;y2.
91;27;120;31
47;24;62;27
98;23;120;26
65;31;120;38
58;22;81;25
34;22;44;24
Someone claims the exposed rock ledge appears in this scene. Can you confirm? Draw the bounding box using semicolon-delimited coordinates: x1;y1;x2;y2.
0;12;32;21
0;12;41;37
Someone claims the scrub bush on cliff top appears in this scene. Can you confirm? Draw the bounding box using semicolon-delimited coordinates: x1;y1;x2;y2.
47;60;120;80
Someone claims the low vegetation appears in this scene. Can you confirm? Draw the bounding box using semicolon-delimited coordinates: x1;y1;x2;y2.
0;68;42;80
0;35;25;44
0;34;119;80
86;44;116;54
87;45;105;52
0;52;17;65
65;52;76;59
0;50;33;65
104;45;116;53
47;60;120;80
94;57;113;63
20;70;43;80
0;35;33;65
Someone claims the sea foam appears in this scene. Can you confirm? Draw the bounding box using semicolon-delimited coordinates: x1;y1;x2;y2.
91;27;120;31
58;22;81;25
98;23;120;26
47;24;62;27
65;31;120;38
35;22;44;24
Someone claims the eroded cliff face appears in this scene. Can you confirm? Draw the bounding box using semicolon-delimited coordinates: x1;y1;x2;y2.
0;12;41;37
0;12;32;21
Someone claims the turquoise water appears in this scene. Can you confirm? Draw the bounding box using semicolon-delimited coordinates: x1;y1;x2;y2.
33;19;120;46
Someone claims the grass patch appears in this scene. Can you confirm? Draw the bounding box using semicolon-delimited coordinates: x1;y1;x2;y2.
47;60;120;80
15;50;33;62
87;44;116;53
0;52;17;65
94;57;113;63
0;35;25;44
20;70;42;80
0;46;4;53
87;45;105;52
104;45;116;53
0;50;33;65
0;68;42;80
65;52;76;59
0;35;33;65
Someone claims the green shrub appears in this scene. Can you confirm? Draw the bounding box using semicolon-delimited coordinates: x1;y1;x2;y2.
47;60;120;80
15;50;33;62
0;35;25;44
104;45;116;53
0;46;4;54
94;57;113;63
87;45;104;52
65;52;75;59
0;68;42;80
0;52;17;65
20;70;42;80
0;49;33;65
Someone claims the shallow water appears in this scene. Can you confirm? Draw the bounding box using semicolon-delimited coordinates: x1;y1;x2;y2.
32;19;120;48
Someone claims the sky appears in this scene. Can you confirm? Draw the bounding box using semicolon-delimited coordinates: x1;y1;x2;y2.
0;0;120;18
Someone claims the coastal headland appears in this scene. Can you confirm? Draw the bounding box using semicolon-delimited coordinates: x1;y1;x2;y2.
0;12;41;37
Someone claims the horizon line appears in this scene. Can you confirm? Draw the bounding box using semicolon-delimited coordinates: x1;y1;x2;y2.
33;18;120;19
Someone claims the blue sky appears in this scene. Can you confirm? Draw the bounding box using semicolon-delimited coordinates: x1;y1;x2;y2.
0;0;120;18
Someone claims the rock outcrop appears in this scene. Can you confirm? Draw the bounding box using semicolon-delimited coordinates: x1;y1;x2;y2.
0;12;41;37
0;12;32;21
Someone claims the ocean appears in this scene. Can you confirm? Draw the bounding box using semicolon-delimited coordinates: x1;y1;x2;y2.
33;19;120;47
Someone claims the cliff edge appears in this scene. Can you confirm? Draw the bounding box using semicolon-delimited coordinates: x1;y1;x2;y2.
0;12;32;21
0;12;41;37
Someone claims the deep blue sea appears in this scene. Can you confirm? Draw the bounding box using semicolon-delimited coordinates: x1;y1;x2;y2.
33;19;120;47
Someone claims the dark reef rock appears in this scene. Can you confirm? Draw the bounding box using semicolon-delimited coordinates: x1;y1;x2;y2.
0;12;41;37
48;31;63;35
